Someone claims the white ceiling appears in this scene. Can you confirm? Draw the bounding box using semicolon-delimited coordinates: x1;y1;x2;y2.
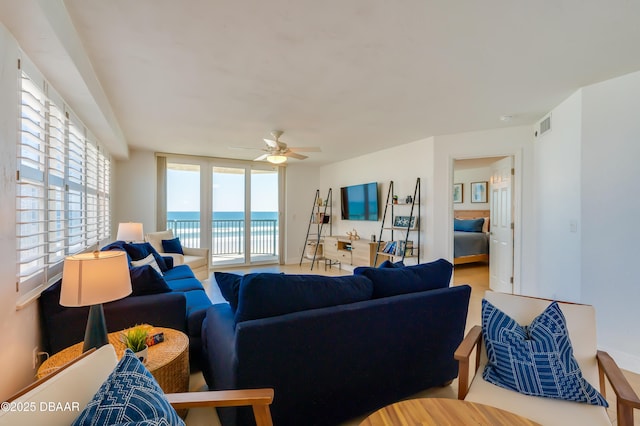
2;0;640;164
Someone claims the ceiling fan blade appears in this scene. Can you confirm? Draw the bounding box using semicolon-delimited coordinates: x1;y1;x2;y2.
253;154;269;161
288;146;321;152
263;138;280;149
285;151;308;160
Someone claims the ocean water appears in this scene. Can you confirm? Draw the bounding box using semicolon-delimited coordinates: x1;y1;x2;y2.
167;211;278;255
167;211;278;221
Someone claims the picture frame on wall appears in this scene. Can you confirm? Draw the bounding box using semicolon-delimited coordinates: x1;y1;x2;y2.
453;183;463;203
471;181;488;203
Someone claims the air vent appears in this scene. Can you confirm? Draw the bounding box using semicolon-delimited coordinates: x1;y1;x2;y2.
539;116;551;135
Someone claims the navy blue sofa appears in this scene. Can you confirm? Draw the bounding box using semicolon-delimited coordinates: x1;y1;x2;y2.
39;241;212;368
201;259;471;426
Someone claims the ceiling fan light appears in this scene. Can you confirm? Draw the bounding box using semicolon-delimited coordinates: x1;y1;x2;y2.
267;154;287;164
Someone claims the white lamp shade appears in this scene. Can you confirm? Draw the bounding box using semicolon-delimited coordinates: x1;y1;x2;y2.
116;222;144;242
60;251;132;307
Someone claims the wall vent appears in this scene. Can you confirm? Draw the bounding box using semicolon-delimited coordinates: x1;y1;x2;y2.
539;115;551;135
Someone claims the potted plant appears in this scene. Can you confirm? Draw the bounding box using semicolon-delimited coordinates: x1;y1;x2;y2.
122;325;149;363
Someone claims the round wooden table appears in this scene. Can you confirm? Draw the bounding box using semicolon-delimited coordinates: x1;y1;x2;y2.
359;398;541;426
38;327;189;395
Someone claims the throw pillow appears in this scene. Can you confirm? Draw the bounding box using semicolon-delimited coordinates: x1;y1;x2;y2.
378;259;405;268
214;271;243;311
481;299;608;406
354;258;452;298
235;273;373;324
454;218;485;232
162;237;184;255
124;242;169;272
129;265;171;296
72;349;185;426
131;254;163;275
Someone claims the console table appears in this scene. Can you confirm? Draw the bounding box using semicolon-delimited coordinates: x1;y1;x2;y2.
323;236;381;268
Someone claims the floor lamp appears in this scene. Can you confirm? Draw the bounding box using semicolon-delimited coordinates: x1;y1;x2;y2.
60;251;132;352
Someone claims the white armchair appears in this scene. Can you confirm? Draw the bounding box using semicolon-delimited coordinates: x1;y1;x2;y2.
145;230;210;280
1;345;273;426
455;292;640;426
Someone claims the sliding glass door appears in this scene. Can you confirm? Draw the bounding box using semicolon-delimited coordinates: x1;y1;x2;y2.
166;158;281;268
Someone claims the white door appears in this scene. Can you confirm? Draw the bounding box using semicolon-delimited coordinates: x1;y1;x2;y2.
489;157;514;293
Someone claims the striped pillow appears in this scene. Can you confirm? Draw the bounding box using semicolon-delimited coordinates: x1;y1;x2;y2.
482;299;607;406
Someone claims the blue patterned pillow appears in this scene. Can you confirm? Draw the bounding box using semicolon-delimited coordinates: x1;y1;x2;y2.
72;349;185;426
481;299;607;406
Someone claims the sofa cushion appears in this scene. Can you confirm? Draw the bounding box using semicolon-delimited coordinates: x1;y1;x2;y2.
163;264;196;281
131;253;163;275
354;258;452;298
72;349;185;426
235;273;373;324
167;278;205;293
184;290;213;336
129;265;171;296
162;237;184;255
214;271;243;311
454;218;485;232
124;242;168;272
481;299;607;406
183;254;208;269
379;259;405;268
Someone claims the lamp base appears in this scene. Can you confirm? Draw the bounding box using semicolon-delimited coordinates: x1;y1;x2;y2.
82;304;109;352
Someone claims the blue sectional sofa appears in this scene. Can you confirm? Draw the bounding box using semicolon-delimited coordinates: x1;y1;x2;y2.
39;241;212;368
201;259;471;426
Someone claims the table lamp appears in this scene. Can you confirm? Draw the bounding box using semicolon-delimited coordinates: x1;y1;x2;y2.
116;222;144;242
60;251;132;352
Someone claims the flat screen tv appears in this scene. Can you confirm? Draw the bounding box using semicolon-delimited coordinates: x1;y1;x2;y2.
340;182;379;221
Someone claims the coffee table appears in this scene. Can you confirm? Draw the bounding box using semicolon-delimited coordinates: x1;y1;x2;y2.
38;326;189;395
359;398;541;425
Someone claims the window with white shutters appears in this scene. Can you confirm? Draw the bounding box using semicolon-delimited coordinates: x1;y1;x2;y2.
16;58;112;302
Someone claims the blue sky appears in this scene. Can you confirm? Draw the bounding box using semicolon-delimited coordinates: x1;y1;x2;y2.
167;168;278;212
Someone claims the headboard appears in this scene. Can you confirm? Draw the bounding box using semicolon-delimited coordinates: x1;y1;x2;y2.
454;210;490;220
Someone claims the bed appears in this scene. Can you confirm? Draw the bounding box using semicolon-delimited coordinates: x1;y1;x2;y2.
454;210;490;265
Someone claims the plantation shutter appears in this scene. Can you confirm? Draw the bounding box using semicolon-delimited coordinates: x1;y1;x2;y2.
67;116;86;254
16;71;47;293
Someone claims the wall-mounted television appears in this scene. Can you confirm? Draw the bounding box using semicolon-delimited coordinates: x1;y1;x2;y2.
340;182;379;221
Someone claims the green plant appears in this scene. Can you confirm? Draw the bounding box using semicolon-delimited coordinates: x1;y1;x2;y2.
122;325;149;352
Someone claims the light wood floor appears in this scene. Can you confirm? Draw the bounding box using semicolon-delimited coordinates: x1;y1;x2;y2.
186;262;640;425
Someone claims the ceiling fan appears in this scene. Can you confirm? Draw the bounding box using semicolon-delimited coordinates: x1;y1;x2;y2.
253;130;321;164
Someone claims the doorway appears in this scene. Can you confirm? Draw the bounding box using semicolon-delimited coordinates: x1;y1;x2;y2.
452;156;515;293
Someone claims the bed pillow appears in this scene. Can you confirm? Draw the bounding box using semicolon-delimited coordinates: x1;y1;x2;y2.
482;299;608;406
235;273;373;324
162;237;184;255
72;349;185;426
454;218;485;232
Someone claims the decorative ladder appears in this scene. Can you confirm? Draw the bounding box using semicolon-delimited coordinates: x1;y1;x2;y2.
299;188;332;270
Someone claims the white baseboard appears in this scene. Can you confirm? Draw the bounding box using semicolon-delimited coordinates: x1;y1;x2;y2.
599;346;640;374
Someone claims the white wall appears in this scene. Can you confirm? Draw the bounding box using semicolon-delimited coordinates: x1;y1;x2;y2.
431;126;536;294
318;138;435;264
0;24;43;400
581;71;640;370
113;149;158;235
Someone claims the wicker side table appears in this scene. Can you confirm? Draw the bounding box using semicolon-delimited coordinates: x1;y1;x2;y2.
38;327;189;395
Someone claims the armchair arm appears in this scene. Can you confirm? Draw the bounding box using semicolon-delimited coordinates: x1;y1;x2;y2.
165;388;274;426
454;325;483;400
597;350;640;426
183;246;209;258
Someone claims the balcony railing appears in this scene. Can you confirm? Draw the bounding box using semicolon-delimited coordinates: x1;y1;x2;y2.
166;219;278;256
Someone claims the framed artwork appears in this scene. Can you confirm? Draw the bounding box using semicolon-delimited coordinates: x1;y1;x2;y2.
393;215;416;229
453;183;463;203
471;181;488;203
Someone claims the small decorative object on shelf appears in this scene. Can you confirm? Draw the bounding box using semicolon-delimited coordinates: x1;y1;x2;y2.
346;229;360;240
405;195;413;204
393;195;399;204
